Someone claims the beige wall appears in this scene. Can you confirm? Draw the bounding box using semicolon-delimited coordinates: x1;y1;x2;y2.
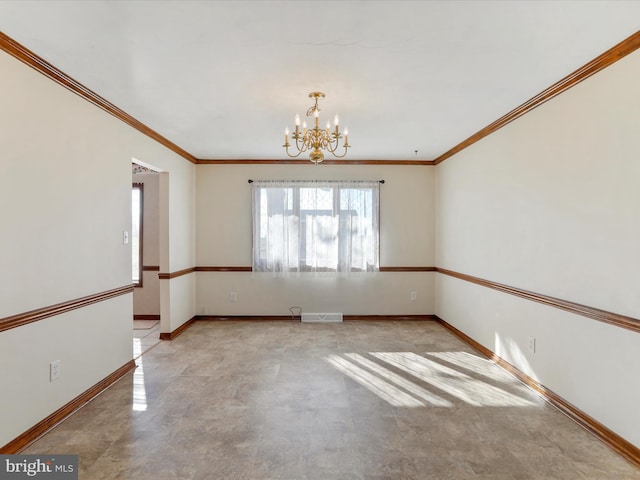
0;50;196;446
435;50;640;447
196;164;435;316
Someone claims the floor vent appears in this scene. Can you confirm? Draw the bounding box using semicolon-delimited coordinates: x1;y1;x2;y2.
301;313;343;323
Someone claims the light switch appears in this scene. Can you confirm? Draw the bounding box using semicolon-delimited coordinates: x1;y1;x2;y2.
50;360;61;382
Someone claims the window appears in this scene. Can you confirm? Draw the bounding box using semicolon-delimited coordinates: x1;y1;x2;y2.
132;183;143;286
252;180;379;273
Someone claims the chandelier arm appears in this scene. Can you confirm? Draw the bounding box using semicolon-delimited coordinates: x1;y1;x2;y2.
324;137;340;153
330;146;350;158
327;137;344;156
284;145;305;158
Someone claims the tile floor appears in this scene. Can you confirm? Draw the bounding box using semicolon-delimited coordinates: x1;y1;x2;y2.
133;320;161;358
24;321;640;479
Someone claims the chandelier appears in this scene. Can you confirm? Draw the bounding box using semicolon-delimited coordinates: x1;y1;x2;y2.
283;92;350;164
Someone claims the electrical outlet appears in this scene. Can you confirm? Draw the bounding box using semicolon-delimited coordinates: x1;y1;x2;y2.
528;336;536;354
50;360;61;382
229;291;237;302
410;291;417;302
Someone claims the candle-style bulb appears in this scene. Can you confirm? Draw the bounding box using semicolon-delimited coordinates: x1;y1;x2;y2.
294;114;300;126
334;114;339;126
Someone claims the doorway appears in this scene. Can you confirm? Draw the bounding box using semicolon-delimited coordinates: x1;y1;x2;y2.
132;162;161;356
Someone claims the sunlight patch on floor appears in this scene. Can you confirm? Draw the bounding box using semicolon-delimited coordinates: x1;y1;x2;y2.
132;338;148;412
325;354;424;407
344;353;452;407
427;351;511;381
326;351;536;408
374;352;535;407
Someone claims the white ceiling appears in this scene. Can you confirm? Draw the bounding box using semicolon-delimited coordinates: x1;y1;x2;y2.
1;1;639;161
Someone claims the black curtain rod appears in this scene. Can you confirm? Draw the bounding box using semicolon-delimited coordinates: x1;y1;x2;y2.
248;179;385;184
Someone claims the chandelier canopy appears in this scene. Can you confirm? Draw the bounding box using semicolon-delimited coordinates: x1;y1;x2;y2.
283;92;350;164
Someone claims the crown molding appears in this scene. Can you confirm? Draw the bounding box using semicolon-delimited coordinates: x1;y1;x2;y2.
3;28;638;168
0;31;198;164
196;159;434;165
0;32;431;167
434;30;640;165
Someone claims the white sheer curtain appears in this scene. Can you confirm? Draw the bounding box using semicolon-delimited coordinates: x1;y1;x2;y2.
252;180;379;274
